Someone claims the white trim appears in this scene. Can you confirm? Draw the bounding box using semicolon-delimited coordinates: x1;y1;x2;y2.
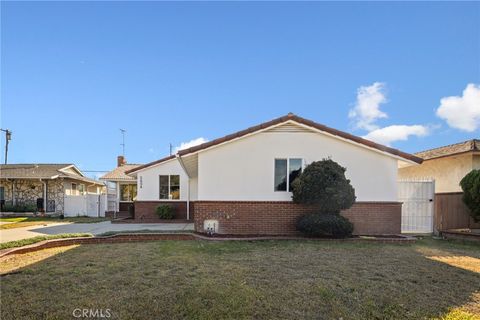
273;157;304;193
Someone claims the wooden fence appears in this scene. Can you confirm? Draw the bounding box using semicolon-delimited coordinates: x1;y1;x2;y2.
434;192;480;231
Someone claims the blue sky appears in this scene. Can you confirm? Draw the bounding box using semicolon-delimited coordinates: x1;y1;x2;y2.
1;1;479;177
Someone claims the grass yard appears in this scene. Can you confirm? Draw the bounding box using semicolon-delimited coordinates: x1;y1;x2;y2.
0;238;479;320
0;216;109;229
0;233;92;250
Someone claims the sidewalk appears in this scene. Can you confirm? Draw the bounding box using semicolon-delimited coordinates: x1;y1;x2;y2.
0;221;194;243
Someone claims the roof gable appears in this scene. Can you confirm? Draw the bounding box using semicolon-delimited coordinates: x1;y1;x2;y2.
127;113;422;174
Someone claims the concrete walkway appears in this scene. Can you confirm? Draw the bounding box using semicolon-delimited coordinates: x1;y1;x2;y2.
0;221;194;243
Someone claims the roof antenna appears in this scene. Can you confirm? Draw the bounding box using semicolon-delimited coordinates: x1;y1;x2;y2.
120;129;126;156
169;143;173;156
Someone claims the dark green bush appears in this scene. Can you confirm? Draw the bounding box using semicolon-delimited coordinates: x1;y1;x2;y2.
291;159;356;213
156;205;175;219
460;169;480;222
296;213;353;238
2;204;37;212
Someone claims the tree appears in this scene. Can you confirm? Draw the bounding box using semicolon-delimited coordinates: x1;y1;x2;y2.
460;169;480;222
292;159;356;238
291;159;356;213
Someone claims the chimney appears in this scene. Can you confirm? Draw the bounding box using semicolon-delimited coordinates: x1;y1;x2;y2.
117;155;126;167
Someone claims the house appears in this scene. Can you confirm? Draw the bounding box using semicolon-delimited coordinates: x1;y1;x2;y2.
100;156;141;216
398;139;479;193
0;164;104;215
126;113;422;235
398;139;480;231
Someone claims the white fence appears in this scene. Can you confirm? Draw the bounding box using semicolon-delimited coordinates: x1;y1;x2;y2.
398;179;435;233
64;194;107;217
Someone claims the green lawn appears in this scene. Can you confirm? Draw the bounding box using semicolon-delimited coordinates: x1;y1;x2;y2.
0;216;109;229
0;238;479;320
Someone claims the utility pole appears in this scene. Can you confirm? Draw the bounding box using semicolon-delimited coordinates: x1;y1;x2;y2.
120;129;126;156
0;129;12;164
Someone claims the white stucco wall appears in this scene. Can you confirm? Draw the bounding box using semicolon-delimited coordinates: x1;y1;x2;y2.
197;131;399;201
136;159;195;201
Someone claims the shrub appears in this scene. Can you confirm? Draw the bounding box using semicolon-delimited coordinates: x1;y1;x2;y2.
291;159;356;213
460;169;480;222
156;205;175;219
296;213;353;238
128;204;135;217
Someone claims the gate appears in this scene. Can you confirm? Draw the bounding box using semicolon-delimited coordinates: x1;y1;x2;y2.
64;194;107;217
398;179;435;233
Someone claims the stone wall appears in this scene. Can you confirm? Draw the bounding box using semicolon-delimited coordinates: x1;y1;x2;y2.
0;179;65;213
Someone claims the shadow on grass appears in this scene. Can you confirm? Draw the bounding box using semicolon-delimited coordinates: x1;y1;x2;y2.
0;239;478;320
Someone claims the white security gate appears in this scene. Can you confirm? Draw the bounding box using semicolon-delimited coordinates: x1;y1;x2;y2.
64;194;107;217
398;180;435;233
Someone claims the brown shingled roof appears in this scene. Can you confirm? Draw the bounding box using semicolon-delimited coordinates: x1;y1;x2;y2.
0;164;103;185
100;164;143;181
415;139;479;160
127;113;423;174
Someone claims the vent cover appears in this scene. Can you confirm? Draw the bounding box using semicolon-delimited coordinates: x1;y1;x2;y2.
265;122;313;133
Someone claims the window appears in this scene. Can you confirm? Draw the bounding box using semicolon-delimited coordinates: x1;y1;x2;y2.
159;175;180;200
274;158;303;192
71;183;77;196
78;184;85;195
120;184;137;201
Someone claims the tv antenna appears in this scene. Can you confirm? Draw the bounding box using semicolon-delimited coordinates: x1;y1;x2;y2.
120;129;126;156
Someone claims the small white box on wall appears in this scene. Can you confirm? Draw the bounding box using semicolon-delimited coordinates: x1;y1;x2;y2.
204;219;219;234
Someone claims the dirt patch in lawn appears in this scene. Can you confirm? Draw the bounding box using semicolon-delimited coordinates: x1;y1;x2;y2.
0;239;479;320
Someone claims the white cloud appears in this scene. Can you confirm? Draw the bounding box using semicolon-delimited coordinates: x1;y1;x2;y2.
349;82;388;131
363;125;429;146
175;137;208;152
436;83;480;132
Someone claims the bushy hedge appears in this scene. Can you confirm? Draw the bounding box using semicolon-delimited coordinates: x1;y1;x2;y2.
1;204;37;213
460;169;480;222
292;159;356;238
156;205;175;219
292;159;356;213
296;213;353;238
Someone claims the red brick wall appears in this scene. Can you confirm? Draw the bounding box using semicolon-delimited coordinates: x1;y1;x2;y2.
193;201;402;235
134;201;194;220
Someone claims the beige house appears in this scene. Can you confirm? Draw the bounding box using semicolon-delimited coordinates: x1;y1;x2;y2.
398;139;479;193
100;156;141;214
0;164;104;214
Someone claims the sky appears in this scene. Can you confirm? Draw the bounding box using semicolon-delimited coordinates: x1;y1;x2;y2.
1;1;479;178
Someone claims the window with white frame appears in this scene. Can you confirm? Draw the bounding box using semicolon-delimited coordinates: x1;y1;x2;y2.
274;158;303;192
78;184;85;195
159;175;180;200
71;183;77;195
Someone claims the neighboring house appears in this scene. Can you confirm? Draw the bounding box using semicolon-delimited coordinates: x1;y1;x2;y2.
0;164;104;214
126;113;422;235
398;139;480;231
100;156;141;215
398;139;479;192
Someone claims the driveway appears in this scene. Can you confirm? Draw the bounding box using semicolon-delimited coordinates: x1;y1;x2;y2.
0;221;194;243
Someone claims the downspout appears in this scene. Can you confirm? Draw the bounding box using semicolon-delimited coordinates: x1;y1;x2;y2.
176;155;190;220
